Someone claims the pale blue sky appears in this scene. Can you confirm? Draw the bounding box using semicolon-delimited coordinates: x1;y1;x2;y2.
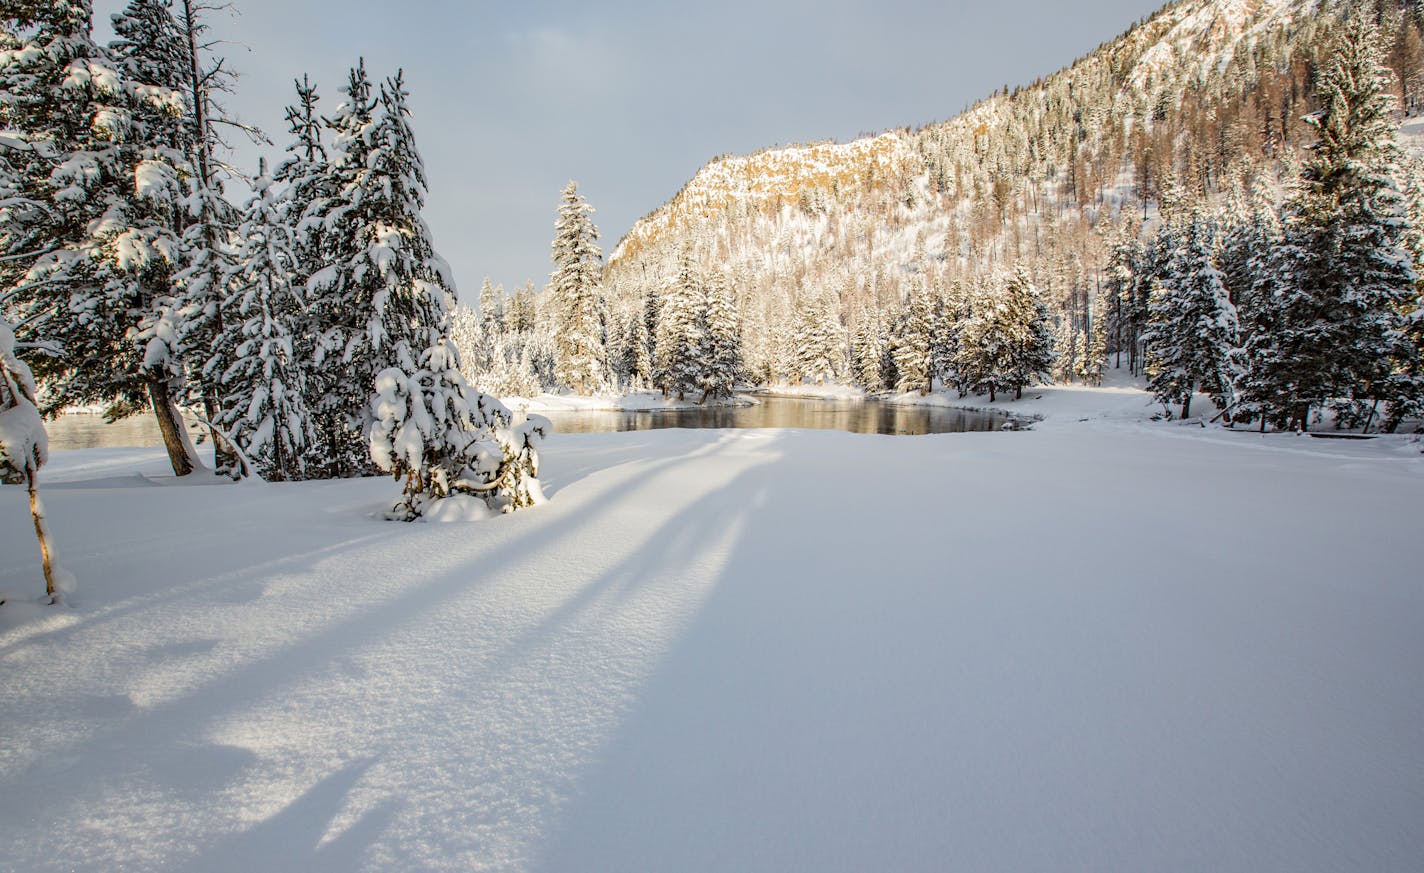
95;0;1166;299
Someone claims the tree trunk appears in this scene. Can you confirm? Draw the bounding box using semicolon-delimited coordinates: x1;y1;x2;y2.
1361;399;1380;435
989;385;996;402
203;388;238;478
147;379;196;476
26;468;57;603
1180;394;1192;420
1016;385;1023;400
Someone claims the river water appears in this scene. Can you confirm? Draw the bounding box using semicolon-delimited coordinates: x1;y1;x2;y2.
43;395;1009;450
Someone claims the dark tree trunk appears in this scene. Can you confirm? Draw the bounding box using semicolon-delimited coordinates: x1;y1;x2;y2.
147;379;195;476
26;468;56;602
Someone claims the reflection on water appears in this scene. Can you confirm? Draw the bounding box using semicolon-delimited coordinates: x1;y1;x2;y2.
44;413;176;450
536;395;1007;436
45;395;1008;450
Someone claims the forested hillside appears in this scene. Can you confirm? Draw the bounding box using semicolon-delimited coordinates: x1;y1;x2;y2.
560;0;1419;417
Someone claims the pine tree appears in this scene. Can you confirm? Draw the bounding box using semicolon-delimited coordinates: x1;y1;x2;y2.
168;0;248;475
621;291;654;389
275;74;329;293
2;0;201;475
109;0;248;474
301;61;380;474
448;302;483;384
1383;154;1424;431
210;167;316;481
850;303;886;390
1244;16;1415;430
699;270;741;401
549;181;607;394
1143;209;1238;419
790;286;844;384
302;65;456;476
370;339;547;520
654;251;703;399
892;278;935;394
959;267;1054;401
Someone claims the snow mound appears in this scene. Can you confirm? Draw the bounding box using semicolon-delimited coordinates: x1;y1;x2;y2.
420;493;496;523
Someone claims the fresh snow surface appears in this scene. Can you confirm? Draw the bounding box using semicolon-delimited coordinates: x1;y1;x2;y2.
2;413;1423;872
890;367;1167;428
755;382;867;400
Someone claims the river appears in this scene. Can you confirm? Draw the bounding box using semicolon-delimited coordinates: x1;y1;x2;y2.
43;395;1010;450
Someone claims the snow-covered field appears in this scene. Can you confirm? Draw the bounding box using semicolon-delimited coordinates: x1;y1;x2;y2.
2;397;1422;872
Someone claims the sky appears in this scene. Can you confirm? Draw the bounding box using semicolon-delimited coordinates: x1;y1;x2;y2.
95;0;1167;301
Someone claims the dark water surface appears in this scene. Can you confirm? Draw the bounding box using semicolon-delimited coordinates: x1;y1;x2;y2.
538;394;1009;436
45;395;1009;449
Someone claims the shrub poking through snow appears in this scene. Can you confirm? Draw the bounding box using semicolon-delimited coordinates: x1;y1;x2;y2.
369;338;549;521
0;317;60;603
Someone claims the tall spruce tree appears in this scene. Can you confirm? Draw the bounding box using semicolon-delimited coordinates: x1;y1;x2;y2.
210;166;315;481
1383;154;1424;431
790;286;844;385
1244;16;1415;430
699;270;741;401
549;181;607;394
959;266;1055;401
654;251;703;399
303;61;455;477
892;277;936;394
1144;209;1239;419
850;303;886;390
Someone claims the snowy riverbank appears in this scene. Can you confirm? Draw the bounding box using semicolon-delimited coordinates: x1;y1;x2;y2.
1;422;1422;872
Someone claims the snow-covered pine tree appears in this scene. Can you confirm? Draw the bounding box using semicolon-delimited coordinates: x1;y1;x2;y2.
2;0;201;475
1382;153;1424;431
369;338;547;520
448;302;483;385
1244;15;1415;430
210;165;316;481
353;74;546;517
1143;208;1238;419
110;0;248;475
1081;283;1107;387
0;315;59;603
168;0;249;475
478;277;504;338
699;269;741;401
654;251;703;399
275;74;329;289
549;181;607;395
1006;269;1056;400
790;285;845;385
1103;229;1153;375
850;302;886;390
306;64;460;477
300;61;382;475
1227;180;1284;426
938;280;971;395
891;277;935;394
959;266;1054;401
618;290;653;390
